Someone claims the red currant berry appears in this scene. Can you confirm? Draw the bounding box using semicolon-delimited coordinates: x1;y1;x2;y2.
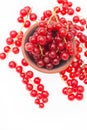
8;61;16;68
10;30;17;38
68;8;74;15
75;93;83;100
37;84;44;91
62;87;68;95
77;85;84;93
76;6;81;12
39;103;44;108
30;90;37;97
15;40;21;47
0;52;6;60
26;83;33;91
68;94;75;101
16;66;23;73
34;77;41;84
6;37;14;45
42;91;49;98
35;98;40;104
21;58;28;66
24;20;31;28
42;97;48;103
17;16;24;23
4;46;10;53
12;47;19;54
29;13;37;21
24;6;31;13
20;8;27;17
26;70;34;78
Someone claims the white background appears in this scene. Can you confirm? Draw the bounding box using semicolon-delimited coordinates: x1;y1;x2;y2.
0;0;87;130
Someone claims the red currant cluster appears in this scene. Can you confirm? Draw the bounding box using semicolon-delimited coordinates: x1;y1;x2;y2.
17;6;37;27
9;61;49;108
24;18;75;69
0;0;87;108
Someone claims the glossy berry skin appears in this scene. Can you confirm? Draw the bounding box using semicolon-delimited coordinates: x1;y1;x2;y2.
12;47;19;54
26;83;33;91
37;84;44;91
30;90;37;97
34;77;41;84
8;61;16;68
29;13;37;21
20;9;27;17
4;46;10;53
17;16;24;23
10;30;17;38
24;20;31;28
0;53;6;60
39;103;44;108
75;93;83;100
6;37;13;45
16;66;23;73
26;70;34;78
68;94;75;101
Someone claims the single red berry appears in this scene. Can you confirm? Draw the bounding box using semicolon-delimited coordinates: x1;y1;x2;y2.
30;90;37;97
0;52;6;60
37;84;44;91
39;103;44;108
24;6;31;13
10;30;17;38
20;8;27;17
12;47;19;54
37;35;46;45
62;87;68;95
68;8;74;15
20;72;25;78
35;98;40;104
17;16;24;23
43;10;52;18
37;93;42;99
34;77;41;84
22;77;29;84
68;94;75;101
26;83;33;91
29;13;37;21
42;97;48;103
8;61;16;68
25;42;34;51
80;19;86;25
84;51;87;57
75;93;83;100
16;66;23;73
76;6;81;12
4;46;10;53
15;40;21;47
42;91;49;98
24;20;31;28
6;37;14;45
61;52;69;61
84;78;87;84
21;58;28;66
73;16;79;23
26;70;34;78
77;85;84;93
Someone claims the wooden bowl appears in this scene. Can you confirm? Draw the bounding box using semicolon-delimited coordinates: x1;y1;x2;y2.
22;23;75;74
